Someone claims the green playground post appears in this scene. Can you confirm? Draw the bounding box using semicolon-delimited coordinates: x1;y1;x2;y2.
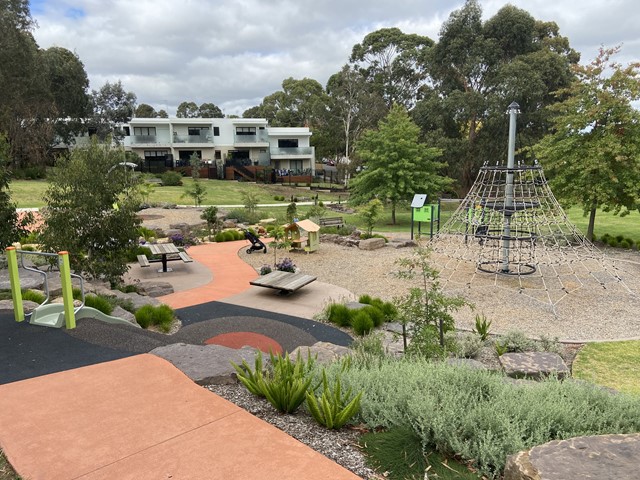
6;247;24;322
58;251;76;329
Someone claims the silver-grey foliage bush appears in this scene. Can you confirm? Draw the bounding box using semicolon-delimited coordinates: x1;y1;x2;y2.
326;357;640;478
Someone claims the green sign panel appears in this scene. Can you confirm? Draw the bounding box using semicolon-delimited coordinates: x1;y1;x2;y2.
414;204;439;222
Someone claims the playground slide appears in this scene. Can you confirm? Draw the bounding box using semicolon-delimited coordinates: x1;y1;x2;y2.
29;304;141;329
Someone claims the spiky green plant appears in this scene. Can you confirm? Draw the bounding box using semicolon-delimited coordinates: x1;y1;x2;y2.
306;369;362;429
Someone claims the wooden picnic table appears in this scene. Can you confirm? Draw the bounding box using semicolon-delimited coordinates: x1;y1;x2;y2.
250;270;317;294
147;243;180;273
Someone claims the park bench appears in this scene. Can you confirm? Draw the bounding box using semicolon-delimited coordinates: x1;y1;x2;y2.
137;254;150;267
319;217;344;228
250;271;317;295
179;251;193;263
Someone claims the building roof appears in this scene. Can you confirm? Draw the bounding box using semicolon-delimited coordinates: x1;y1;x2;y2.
295;219;320;232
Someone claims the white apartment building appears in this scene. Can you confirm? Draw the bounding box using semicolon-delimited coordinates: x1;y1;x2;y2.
122;117;315;180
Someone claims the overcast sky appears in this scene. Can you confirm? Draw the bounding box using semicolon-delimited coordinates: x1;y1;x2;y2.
30;0;640;117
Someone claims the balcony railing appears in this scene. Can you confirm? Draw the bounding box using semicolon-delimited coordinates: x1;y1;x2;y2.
131;135;162;144
173;134;213;144
270;147;313;156
233;132;269;144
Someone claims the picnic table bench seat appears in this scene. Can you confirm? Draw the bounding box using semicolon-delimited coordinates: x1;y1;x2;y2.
137;254;150;267
250;271;317;294
319;217;344;228
178;251;193;263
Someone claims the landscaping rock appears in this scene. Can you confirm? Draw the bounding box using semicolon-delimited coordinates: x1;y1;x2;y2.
169;222;191;233
150;343;266;385
164;228;182;238
345;301;368;310
0;268;44;290
499;352;570;380
393;240;418;249
126;292;161;309
223;219;238;229
136;281;174;297
92;286;133;302
290;341;351;364
110;306;137;326
358;238;386;250
504;434;640;480
0;299;40;313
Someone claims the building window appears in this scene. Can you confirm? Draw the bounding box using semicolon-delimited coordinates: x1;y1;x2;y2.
236;127;256;135
290;160;303;172
278;139;298;148
213;127;220;136
144;150;168;158
215;150;221;160
188;127;209;136
134;127;156;136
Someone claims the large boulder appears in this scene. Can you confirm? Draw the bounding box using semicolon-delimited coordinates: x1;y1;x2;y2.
150;343;267;385
136;281;174;297
499;352;570;380
504;434;640;480
358;237;386;251
290;341;351;364
126;292;161;309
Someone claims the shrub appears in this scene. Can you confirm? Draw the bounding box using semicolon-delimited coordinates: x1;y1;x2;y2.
222;230;236;242
472;313;492;341
227;208;261;225
361;233;388;242
330;357;640;478
160;171;183;186
125;245;152;263
358;294;373;304
22;289;45;304
170;232;200;248
276;257;296;273
351;310;374;336
499;330;537;353
620;239;632;249
137;226;156;241
84;294;114;315
454;332;484;359
608;237;619;248
231;350;266;397
260;265;273;275
134;304;175;332
326;303;352;327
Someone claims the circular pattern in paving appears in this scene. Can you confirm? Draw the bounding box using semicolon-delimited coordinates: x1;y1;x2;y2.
205;332;283;355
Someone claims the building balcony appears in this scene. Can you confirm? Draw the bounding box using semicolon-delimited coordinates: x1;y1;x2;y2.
130;135;172;146
270;147;314;158
173;134;213;144
234;133;269;145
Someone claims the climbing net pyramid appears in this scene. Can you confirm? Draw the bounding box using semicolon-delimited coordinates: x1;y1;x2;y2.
428;104;640;338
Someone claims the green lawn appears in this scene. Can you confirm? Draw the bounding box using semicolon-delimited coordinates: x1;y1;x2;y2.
565;207;640;244
9;178;343;209
572;341;640;396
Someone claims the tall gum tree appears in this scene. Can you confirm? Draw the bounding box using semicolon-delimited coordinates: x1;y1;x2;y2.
534;46;640;241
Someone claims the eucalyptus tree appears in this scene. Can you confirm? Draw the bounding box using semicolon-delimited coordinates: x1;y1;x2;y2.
176;101;199;118
349;27;433;110
534;47;640;241
135;103;158;118
90;81;137;142
414;0;579;195
198;102;224;118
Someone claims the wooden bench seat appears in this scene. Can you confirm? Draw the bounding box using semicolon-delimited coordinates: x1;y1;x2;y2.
318;217;344;228
137;254;150;267
179;251;193;263
250;271;317;294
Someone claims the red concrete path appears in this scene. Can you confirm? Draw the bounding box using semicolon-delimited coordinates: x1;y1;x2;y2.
0;355;360;480
159;240;261;309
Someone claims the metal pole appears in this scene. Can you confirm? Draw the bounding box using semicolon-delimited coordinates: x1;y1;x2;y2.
502;101;519;273
6;247;24;322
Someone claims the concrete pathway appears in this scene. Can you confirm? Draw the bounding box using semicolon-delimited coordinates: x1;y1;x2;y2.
0;241;361;480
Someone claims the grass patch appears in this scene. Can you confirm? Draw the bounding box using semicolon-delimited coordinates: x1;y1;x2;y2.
572;340;640;395
0;450;20;480
360;427;480;479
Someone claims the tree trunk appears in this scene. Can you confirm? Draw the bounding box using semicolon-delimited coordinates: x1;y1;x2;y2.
391;204;396;225
587;206;597;241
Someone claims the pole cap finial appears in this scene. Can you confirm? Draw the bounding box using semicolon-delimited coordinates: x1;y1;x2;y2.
507;101;520;114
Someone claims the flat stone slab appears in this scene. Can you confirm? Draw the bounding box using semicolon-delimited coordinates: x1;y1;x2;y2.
150;343;265;385
136;281;174;297
499;352;570;380
358;237;385;250
504;434;640;480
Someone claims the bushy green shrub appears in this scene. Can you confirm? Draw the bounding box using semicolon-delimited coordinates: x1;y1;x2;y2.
137;226;156;241
125;245;152;263
326;303;352;327
20;231;40;245
84;294;114;315
454;333;484;359
620;239;632;249
608;237;619;247
134;304;174;332
358;294;373;304
328;357;640;478
359;296;397;322
351;310;374;336
226;208;261;225
160;171;183;186
498;330;537;353
361;233;388;242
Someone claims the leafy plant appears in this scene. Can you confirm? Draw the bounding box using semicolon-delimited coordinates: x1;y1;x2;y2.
494;341;508;357
231;351;266;397
286;202;298;223
499;330;537;353
181;178;206;207
306;369;363;429
160;171;183;186
260;264;273;275
201;206;222;240
454;332;484;359
472;313;492;341
261;352;316;414
358;198;383;236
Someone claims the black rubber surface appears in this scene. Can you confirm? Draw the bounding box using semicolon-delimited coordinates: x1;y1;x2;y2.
0;301;353;385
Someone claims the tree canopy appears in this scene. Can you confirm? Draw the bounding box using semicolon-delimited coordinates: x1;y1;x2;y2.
349;105;451;224
534;47;640;241
90;81;136;142
39;138;141;283
0;133;31;248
